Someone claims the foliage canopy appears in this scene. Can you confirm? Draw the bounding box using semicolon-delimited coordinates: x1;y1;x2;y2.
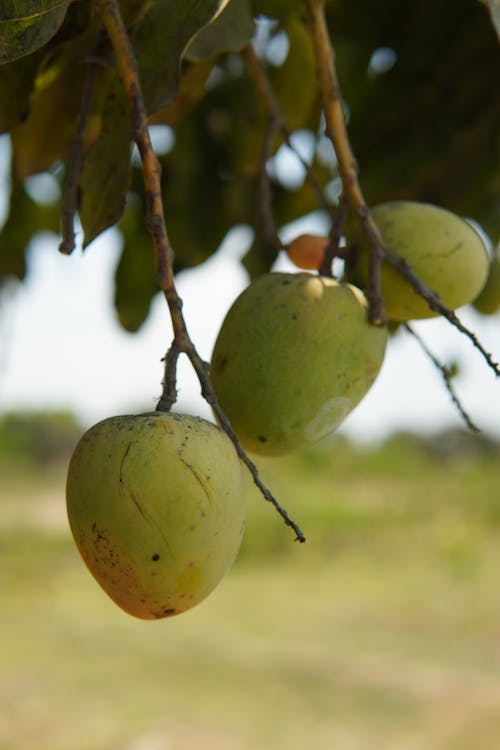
0;0;499;331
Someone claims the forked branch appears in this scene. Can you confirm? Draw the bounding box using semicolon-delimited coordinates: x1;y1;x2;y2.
94;0;305;543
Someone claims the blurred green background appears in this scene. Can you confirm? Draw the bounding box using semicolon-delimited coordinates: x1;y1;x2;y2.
1;412;500;749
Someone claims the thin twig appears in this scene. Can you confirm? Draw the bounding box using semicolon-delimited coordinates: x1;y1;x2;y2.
192;357;306;543
404;324;480;433
242;43;332;215
95;0;306;543
257;117;283;254
319;192;348;277
59;59;100;254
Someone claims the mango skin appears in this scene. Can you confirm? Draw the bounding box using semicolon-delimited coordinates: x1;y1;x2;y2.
66;412;247;620
348;201;490;321
472;255;500;315
211;272;388;456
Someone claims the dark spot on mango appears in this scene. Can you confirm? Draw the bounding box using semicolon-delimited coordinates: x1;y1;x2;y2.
213;354;228;373
152;553;160;561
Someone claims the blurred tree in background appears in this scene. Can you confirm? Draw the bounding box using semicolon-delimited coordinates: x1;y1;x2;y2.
0;410;82;465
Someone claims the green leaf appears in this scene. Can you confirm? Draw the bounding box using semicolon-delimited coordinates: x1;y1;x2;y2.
149;58;215;127
0;49;44;132
0;183;60;284
9;40;99;180
0;0;75;63
134;0;234;115
241;239;275;279
115;193;158;332
186;0;255;62
77;0;235;251
250;0;302;20
269;14;319;131
78;87;132;249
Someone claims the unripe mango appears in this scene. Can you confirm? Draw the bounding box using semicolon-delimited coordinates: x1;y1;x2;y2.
211;272;387;456
66;412;247;620
472;255;500;315
347;201;490;321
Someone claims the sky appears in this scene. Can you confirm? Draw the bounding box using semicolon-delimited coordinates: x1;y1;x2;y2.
0;138;499;445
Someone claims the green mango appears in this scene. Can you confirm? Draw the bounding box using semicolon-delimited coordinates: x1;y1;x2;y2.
347;201;490;321
66;412;247;619
211;273;388;456
472;255;500;315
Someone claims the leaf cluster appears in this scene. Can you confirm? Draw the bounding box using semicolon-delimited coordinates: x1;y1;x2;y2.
0;0;499;331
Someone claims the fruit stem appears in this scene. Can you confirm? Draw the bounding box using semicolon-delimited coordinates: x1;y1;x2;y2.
94;0;307;543
318;192;349;277
303;0;386;323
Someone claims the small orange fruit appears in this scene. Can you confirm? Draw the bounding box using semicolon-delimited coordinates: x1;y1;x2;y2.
285;234;329;270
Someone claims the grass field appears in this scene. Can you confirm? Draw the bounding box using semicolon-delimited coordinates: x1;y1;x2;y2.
1;432;500;749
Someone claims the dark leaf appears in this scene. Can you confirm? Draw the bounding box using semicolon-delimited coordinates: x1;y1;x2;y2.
115;192;158;332
250;0;303;20
134;0;234;115
268;14;318;131
0;0;75;62
241;238;275;279
9;37;104;180
78;86;132;249
186;0;255;62
76;0;234;251
329;0;500;239
149;58;215;127
0;182;60;284
0;49;44;133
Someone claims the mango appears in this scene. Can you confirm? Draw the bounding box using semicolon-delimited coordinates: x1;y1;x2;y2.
66;412;247;619
211;272;387;456
347;201;490;321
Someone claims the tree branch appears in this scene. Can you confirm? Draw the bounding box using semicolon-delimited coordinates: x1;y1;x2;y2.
319;192;348;277
94;0;305;543
303;0;386;324
386;249;500;376
257;117;283;255
304;0;499;379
